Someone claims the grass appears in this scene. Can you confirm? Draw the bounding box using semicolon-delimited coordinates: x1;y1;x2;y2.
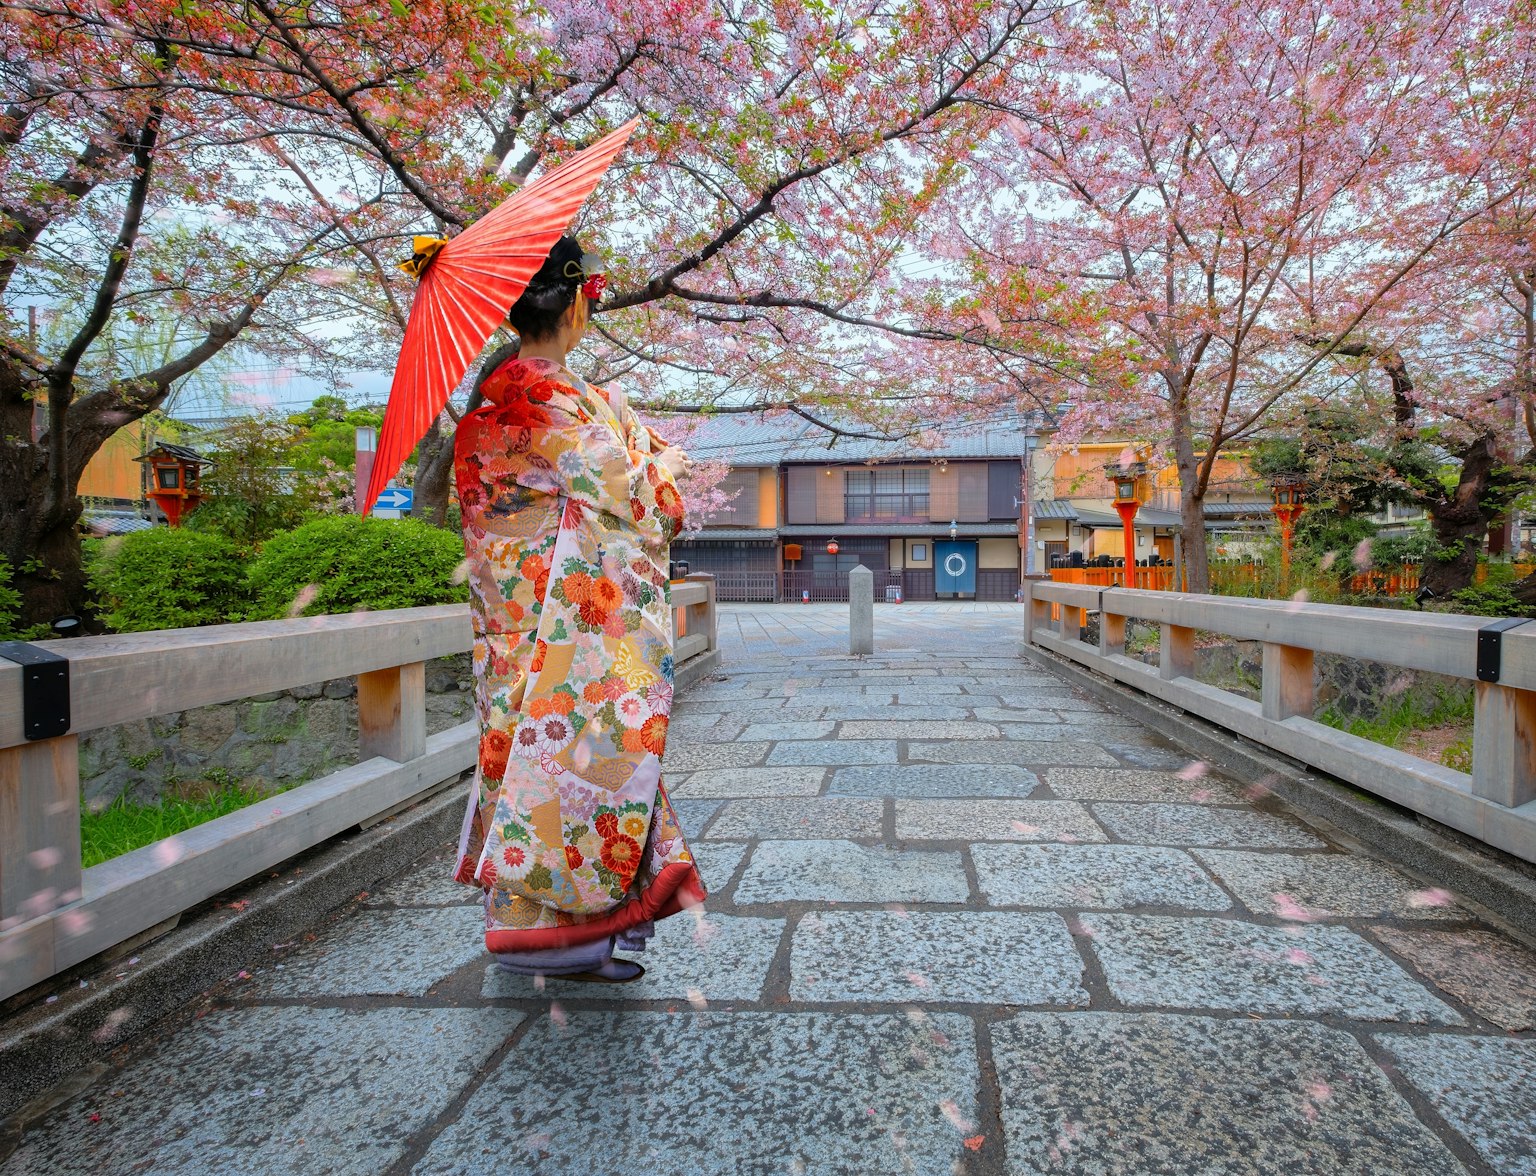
1318;688;1475;773
80;777;289;867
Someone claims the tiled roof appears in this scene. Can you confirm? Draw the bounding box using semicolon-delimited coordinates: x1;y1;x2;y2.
658;410;1043;466
782;523;1022;537
1203;500;1272;517
676;528;778;542
1031;499;1077;520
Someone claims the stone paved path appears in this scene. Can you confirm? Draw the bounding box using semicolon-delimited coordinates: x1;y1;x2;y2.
7;604;1536;1174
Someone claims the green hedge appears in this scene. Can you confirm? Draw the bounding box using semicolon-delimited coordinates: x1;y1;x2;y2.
244;514;467;620
89;528;249;632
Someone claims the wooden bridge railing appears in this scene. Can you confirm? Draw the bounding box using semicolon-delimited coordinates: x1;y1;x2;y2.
1023;579;1536;865
0;581;719;1002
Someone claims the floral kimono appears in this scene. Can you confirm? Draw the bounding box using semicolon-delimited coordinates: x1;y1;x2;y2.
452;355;705;954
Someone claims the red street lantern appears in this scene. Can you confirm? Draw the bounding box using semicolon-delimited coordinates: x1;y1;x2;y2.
136;443;211;527
1271;476;1308;583
826;539;840;555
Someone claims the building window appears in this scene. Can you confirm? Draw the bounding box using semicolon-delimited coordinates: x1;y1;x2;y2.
911;543;927;562
845;468;929;521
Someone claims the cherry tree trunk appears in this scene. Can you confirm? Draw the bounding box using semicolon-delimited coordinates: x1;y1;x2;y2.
1418;435;1502;599
0;438;87;631
411;421;455;528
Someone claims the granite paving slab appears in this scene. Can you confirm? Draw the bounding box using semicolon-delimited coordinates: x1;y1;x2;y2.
663;741;771;772
734;840;971;904
738;720;836;741
767;739;898;765
892;685;967;701
669;766;825;798
993;1013;1464;1175
362;853;476;906
691;840;751;891
1047;709;1145;727
1104;742;1203;770
1195;850;1466;921
248;906;483;997
682;707;822;726
670;798;723;837
837;719;1001;740
968;707;1063;724
708;797;884;840
790;911;1087;1004
1376;1032;1536;1174
826;704;971;720
997;723;1161;745
682;682;771;700
829;763;1041;798
784;689;895;706
910;739;1119;767
1372;927;1536;1030
972;844;1231;910
1093;802;1327;849
1082;915;1463;1023
481;913;782;1003
1045;766;1248;804
997;691;1114;711
0;1007;513;1176
895;799;1106;843
411;1012;979;1176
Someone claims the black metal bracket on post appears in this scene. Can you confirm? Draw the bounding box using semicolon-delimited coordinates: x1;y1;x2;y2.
1476;618;1533;684
0;641;71;740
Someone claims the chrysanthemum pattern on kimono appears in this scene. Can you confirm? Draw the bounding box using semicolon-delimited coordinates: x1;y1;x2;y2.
452;356;704;952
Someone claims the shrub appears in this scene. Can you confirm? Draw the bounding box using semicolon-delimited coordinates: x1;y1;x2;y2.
1451;562;1530;618
89;528;249;632
244;514;467;619
0;554;25;639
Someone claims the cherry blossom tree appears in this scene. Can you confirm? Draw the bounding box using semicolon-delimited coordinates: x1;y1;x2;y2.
927;0;1521;592
0;0;542;628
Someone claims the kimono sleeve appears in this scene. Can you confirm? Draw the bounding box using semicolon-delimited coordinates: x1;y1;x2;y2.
550;410;684;546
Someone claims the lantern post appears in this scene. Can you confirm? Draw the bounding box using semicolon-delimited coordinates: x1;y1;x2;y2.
1271;477;1308;587
1104;461;1148;587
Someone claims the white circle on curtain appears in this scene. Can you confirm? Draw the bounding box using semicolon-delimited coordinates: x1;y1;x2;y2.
943;553;968;577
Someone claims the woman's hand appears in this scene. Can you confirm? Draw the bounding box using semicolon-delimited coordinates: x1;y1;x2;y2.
657;446;694;480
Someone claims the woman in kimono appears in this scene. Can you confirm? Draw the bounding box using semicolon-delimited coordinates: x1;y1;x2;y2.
452;235;705;982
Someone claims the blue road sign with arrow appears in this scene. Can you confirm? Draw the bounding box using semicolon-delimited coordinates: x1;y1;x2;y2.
373;487;413;512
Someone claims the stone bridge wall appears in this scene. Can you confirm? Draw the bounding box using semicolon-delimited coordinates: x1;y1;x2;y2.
79;654;475;807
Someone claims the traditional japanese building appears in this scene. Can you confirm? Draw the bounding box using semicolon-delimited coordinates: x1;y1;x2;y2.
670;413;1040;601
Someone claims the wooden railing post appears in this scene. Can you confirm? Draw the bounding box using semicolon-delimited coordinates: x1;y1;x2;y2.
1100;603;1126;657
685;573;718;653
357;661;427;762
1160;623;1195;680
1261;643;1315;721
0;735;82;929
1472;682;1536;807
1060;603;1084;640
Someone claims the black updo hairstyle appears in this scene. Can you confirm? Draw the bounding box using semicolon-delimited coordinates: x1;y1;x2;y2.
507;234;585;341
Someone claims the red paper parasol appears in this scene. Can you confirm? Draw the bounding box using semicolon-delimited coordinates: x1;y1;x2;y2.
363;117;640;515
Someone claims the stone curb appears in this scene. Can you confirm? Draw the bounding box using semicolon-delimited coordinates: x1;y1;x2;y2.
1023;645;1536;945
675;647;724;690
0;778;470;1125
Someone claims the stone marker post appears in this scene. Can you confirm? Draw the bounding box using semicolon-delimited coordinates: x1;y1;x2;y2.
849;565;874;655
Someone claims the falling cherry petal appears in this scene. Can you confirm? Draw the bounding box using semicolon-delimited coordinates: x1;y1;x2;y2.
548;1001;567;1027
964;1135;985;1151
938;1099;975;1133
1175;761;1207;781
1407;888;1454;909
1272;893;1319;923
